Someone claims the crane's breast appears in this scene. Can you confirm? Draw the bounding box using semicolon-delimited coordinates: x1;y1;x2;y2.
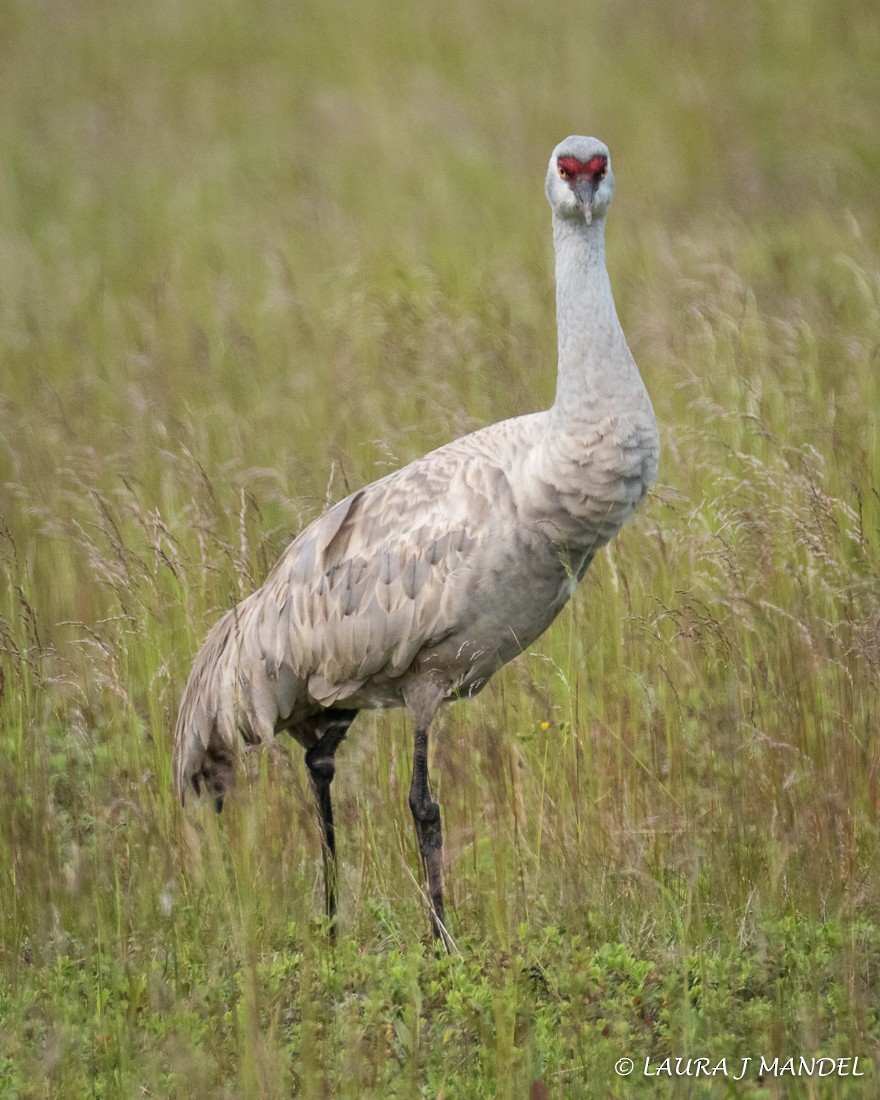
523;410;659;551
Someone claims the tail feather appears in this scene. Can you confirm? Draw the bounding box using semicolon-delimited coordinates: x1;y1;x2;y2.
173;612;242;810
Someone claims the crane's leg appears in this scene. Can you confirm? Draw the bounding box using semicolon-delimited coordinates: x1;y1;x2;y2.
304;709;357;938
409;724;448;947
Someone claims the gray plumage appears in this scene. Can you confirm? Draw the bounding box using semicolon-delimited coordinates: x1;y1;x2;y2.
173;136;659;941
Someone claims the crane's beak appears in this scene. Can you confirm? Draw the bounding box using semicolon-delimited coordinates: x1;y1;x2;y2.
574;178;597;225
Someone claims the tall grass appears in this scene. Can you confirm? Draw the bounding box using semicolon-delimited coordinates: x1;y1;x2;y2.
2;0;880;1095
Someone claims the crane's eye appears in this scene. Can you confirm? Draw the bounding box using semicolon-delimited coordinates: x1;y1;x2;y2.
558;163;569;180
597;164;608;181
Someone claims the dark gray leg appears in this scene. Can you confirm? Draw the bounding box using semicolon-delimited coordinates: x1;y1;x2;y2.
304;709;357;937
408;725;447;945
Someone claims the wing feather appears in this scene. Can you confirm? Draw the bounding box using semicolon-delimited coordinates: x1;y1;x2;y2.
174;416;540;798
256;433;513;706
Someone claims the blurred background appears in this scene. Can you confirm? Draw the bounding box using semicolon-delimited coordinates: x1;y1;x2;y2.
2;0;880;1095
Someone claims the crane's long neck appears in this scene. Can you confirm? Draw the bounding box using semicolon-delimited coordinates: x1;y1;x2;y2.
550;213;637;423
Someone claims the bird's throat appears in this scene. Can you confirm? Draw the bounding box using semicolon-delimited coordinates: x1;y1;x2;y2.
551;213;635;419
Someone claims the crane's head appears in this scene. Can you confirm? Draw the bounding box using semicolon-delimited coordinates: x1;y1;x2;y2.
545;136;614;226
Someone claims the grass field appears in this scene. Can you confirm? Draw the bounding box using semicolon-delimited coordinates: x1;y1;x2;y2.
2;0;880;1095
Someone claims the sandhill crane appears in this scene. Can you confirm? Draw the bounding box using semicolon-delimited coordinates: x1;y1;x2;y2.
174;136;659;945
